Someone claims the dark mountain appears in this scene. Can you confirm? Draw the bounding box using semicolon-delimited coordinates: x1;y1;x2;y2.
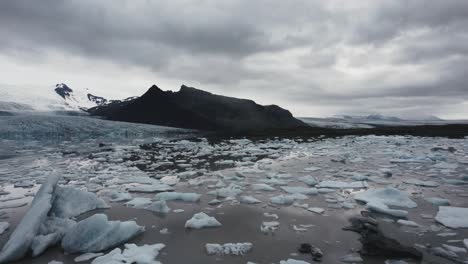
54;83;73;99
88;84;307;132
87;94;108;105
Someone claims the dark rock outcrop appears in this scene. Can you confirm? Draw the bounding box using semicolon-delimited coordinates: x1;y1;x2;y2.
343;215;422;260
88;84;307;132
87;94;108;106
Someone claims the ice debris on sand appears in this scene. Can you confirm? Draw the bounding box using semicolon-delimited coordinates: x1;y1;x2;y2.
435;206;468;228
91;243;165;264
61;214;144;253
185;212;221;229
205;243;253;255
0;174;60;263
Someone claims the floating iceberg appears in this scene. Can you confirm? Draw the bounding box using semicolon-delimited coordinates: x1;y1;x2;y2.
145;201;170;213
154;192;201;202
435;206;468;228
185;212;221;229
205;243;253;255
50;186;109;218
61;214;145;253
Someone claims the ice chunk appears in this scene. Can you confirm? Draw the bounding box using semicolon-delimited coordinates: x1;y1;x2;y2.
0;174;59;263
279;259;310;264
240;196;261;204
50;186;109;218
154;192;201;202
127;183;173;193
75;252;104;262
263;213;279;219
442;244;467;254
425;197;450;206
261;221;279;233
91;243;165;264
270;194;307;205
307;207;325;214
252;183;275;191
185;212;221;229
298;176;317;186
303;166;321;172
205;243;253;255
354;187;417;208
145;201;170;213
207;183;243;197
125;197;152;208
61;214;144;253
0;200;28;209
366;201;409;218
0;222;9;235
435;206;468;228
403;179;439;187
281;186;318;195
464;239;468;250
317;181;368;189
48;261;63;264
397;220;419;227
108;191;132;202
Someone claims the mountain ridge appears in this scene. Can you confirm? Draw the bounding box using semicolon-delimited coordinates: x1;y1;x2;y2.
88;84;307;132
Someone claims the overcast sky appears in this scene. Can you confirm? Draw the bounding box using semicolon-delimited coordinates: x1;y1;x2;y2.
1;0;468;119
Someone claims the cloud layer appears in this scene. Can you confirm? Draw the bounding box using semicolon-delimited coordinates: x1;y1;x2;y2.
1;0;467;118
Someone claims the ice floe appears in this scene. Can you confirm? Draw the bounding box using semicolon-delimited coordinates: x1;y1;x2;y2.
435;206;468;228
185;212;221;229
205;242;253;255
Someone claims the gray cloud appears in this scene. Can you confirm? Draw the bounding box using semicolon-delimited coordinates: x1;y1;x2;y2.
0;0;467;118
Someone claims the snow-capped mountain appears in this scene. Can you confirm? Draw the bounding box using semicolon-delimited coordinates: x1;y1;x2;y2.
0;83;118;112
54;83;108;110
